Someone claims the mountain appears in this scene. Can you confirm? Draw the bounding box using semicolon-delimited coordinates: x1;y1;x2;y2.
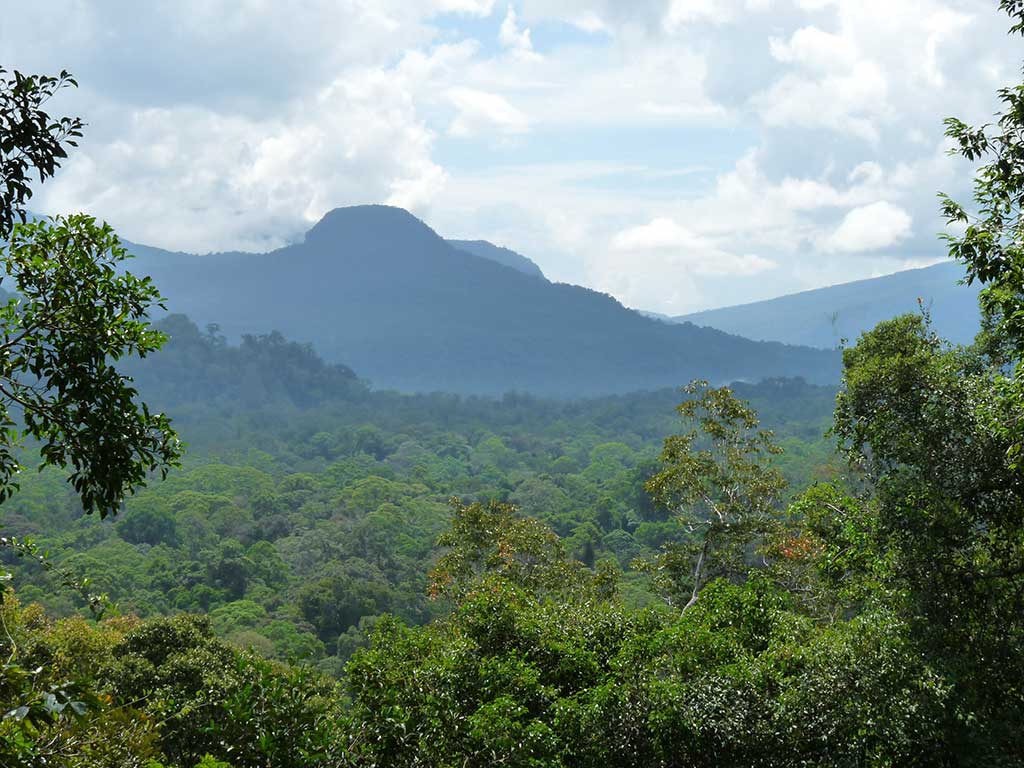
123;204;838;395
448;239;546;279
673;261;981;348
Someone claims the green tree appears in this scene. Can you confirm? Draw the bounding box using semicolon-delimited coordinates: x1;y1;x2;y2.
644;381;786;611
940;0;1024;466
427;498;615;603
0;68;82;234
833;313;1024;761
0;67;180;516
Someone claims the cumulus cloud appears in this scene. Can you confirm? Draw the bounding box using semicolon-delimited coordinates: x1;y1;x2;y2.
2;0;1019;314
824;201;913;253
592;217;775;311
433;0;498;15
37;60;449;252
663;0;774;29
612;216;774;275
499;6;540;59
752;0;982;142
447;87;530;136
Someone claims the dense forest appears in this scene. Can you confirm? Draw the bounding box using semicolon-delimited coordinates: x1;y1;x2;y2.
4;3;1024;767
3;313;838;674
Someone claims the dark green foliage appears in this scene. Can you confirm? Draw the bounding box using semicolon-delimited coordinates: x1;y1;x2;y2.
939;1;1024;470
834;314;1024;762
107;615;340;768
345;555;949;767
0;68;82;234
130;314;366;409
0;216;182;514
0;66;180;517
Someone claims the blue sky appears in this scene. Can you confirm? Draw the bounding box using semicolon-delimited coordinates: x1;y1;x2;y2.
2;0;1020;313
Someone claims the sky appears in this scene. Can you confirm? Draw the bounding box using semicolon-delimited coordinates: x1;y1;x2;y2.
2;0;1021;314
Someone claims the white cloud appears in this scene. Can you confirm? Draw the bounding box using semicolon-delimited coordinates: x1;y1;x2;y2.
664;0;731;27
612;217;776;276
824;201;913;253
663;0;774;29
499;6;540;59
752;0;984;142
595;216;776;311
753;62;889;141
432;0;497;14
5;0;1019;317
447;87;530;136
769;26;857;72
38;59;450;252
612;217;698;251
571;13;611;33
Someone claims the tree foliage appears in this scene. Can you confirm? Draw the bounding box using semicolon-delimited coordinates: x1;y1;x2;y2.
0;68;82;235
0;216;181;513
643;381;786;610
0;68;180;516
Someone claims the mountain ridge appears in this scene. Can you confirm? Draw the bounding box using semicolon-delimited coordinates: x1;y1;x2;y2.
448;239;546;279
120;204;839;395
671;260;980;348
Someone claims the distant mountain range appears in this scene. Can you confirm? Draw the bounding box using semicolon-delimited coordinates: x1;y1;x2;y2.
122;204;838;395
664;262;980;348
448;239;546;280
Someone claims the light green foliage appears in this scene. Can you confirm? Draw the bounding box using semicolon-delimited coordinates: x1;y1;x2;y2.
0;596;160;768
106;614;341;767
643;381;787;610
194;756;236;768
3;330;839;674
428;498;616;603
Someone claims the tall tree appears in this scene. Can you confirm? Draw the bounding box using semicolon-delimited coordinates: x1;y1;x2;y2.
940;1;1024;467
0;67;180;516
0;68;81;234
644;380;786;610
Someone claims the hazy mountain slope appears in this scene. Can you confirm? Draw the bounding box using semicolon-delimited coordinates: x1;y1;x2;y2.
448;239;546;279
124;205;838;395
675;261;980;348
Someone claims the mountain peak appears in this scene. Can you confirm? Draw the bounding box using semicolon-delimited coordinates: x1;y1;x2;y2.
304;205;444;250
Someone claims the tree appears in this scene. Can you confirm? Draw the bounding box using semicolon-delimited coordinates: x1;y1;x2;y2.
832;313;1024;760
0;68;82;234
427;498;615;603
644;381;786;611
940;1;1024;466
0;68;180;516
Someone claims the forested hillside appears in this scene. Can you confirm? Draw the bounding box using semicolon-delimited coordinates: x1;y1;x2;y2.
122;205;839;395
4;315;839;674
